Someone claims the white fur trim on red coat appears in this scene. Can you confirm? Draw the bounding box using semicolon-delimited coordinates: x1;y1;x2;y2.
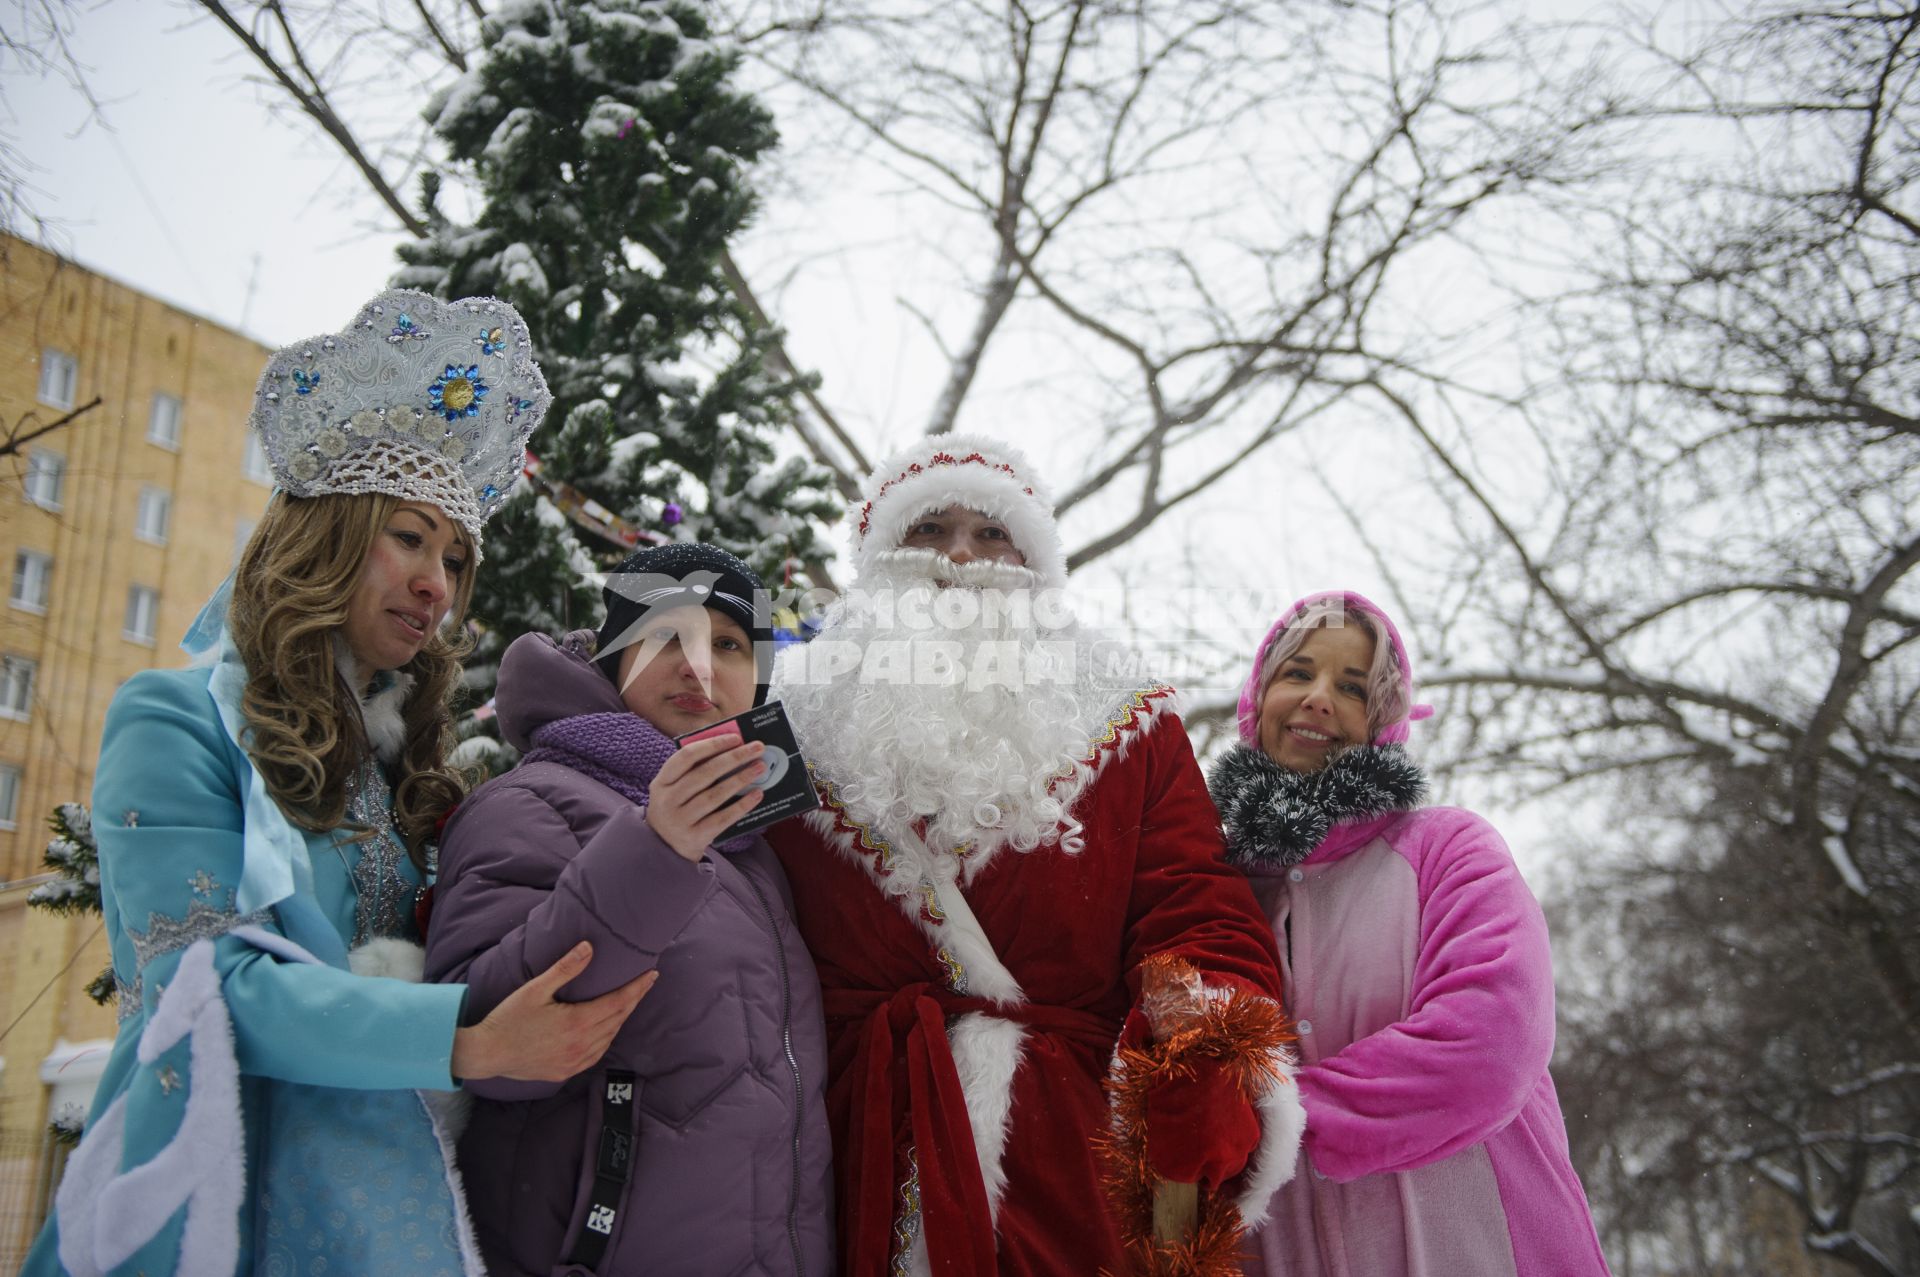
1102;984;1306;1232
797;813;1034;1229
1200;982;1306;1229
946;1012;1029;1223
800;681;1190;1244
800;808;1029;1008
852;433;1068;587
804;809;1035;1237
1235;1031;1305;1230
1030;683;1181;859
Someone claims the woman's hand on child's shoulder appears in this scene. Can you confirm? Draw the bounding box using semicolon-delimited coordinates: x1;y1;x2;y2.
645;735;767;862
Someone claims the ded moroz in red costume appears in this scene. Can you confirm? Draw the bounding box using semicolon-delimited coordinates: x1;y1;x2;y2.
769;434;1304;1275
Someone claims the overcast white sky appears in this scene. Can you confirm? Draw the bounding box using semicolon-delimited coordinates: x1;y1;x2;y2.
10;4;410;343
8;1;1680;871
9;2;1013;411
10;0;1533;678
8;0;1421;625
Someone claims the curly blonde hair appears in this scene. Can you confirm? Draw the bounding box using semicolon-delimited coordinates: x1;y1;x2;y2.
228;491;475;866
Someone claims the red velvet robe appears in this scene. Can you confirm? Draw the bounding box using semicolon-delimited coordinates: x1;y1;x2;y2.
770;686;1293;1275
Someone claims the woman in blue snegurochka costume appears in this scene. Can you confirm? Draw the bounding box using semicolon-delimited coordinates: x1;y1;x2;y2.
24;290;657;1277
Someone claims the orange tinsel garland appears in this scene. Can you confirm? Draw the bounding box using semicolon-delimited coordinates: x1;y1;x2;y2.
1098;953;1296;1277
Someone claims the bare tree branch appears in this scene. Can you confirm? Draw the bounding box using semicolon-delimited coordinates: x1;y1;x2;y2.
411;0;469;71
194;0;429;236
1;396;101;459
718;248;866;496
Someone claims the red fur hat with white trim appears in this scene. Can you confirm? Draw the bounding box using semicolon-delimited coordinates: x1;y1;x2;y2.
852;433;1069;587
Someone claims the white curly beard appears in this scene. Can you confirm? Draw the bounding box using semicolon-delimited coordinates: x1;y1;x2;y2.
775;548;1137;869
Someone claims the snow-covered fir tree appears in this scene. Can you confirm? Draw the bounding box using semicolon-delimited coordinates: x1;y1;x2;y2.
30;801;98;918
29;801;115;1008
395;0;838;747
48;1103;86;1148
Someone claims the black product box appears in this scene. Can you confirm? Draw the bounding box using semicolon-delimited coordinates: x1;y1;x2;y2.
673;699;821;840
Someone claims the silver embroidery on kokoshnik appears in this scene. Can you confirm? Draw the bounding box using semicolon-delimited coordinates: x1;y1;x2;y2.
336;758;417;947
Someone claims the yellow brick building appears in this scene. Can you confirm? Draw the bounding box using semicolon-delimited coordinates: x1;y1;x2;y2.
0;234;272;1262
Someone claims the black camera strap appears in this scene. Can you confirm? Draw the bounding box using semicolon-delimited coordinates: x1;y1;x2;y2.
563;1069;638;1273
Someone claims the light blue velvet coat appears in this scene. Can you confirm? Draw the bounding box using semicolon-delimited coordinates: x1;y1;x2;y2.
22;660;479;1277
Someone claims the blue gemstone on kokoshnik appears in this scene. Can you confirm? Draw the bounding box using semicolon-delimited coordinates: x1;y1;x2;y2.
428;364;490;422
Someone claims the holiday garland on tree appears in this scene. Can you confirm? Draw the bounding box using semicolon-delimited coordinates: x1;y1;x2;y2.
395;0;838;760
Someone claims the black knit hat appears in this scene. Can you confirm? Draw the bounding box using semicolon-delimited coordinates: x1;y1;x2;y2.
595;542;773;705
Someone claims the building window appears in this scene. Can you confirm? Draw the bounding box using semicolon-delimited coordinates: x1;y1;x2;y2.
0;656;34;721
10;550;51;614
148;393;183;450
37;349;77;410
0;763;19;830
135;486;172;544
124;585;159;645
23;450;65;511
243;432;273;485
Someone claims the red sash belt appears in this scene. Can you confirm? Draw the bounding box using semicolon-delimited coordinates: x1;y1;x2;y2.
824;983;1120;1276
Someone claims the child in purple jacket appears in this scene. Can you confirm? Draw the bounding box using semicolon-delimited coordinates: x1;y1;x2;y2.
425;543;833;1277
1209;591;1610;1277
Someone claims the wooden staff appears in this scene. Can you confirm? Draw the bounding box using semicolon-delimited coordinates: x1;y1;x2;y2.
1151;1180;1199;1246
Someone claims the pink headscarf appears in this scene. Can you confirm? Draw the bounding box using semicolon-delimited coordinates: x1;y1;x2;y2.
1234;590;1434;747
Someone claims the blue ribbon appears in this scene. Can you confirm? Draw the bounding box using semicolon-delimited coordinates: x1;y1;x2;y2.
175;569;322;929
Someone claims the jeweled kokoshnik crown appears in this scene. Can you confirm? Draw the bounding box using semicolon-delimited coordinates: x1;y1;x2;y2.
248;288;553;549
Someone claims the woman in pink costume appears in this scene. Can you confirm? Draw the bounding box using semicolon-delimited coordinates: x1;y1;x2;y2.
1209;591;1611;1277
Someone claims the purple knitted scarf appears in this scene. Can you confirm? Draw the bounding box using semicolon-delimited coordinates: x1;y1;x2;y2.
523;712;755;853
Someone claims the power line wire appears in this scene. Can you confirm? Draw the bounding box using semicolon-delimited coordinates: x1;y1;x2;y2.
0;919;104;1048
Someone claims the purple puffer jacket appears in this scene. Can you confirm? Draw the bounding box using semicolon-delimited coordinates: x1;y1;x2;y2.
425;630;833;1277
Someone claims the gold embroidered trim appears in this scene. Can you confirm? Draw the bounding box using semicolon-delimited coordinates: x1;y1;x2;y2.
812;769;903;876
935;947;969;995
890;1146;924;1277
1079;682;1175;765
